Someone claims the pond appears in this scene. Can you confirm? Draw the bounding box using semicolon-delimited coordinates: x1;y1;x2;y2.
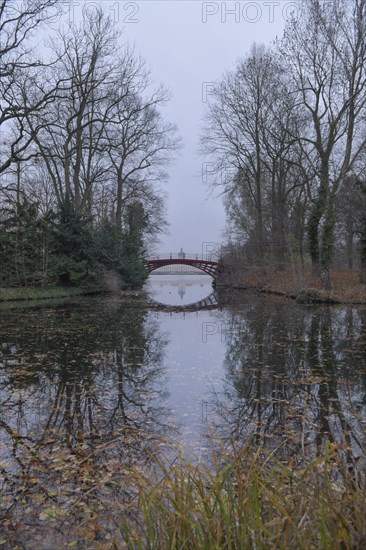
1;275;365;546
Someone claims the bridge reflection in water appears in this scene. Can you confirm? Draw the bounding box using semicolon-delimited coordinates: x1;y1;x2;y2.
145;274;220;309
148;291;220;313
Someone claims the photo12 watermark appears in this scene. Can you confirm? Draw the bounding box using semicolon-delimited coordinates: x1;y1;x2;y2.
201;400;230;422
202;82;217;103
201;401;219;422
201;241;251;263
202;81;243;103
64;1;140;24
201;2;301;24
4;1;141;27
202;162;237;186
201;241;222;260
3;1;141;27
202;321;246;343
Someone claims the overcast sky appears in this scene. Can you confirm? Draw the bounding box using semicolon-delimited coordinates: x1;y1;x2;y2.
63;1;291;255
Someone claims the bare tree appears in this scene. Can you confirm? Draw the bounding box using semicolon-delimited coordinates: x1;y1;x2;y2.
0;0;63;174
201;45;307;265
280;0;366;287
361;186;366;283
25;8;179;233
354;144;366;282
201;44;271;253
25;10;122;211
105;70;179;227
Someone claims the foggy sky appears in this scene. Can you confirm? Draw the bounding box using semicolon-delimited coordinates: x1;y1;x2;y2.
64;1;289;255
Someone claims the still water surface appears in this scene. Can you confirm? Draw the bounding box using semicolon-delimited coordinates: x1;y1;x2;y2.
1;275;365;456
145;273;215;306
1;274;366;538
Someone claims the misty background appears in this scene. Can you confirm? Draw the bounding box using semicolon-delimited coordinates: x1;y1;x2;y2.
65;0;289;254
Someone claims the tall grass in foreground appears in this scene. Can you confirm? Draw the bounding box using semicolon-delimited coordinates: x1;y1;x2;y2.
121;443;366;550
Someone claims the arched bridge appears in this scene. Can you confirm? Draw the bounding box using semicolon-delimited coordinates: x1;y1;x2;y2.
145;252;225;279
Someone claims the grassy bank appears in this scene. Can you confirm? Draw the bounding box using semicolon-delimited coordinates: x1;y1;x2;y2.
122;443;365;550
0;285;101;302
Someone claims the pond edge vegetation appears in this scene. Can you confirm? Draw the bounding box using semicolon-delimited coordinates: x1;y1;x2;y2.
119;442;366;550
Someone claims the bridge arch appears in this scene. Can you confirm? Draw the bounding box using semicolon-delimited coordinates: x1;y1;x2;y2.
145;257;225;279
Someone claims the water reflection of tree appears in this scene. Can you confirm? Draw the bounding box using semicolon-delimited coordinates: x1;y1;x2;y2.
0;298;174;545
208;301;366;464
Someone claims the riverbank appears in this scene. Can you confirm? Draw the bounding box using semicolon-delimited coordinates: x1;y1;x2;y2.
0;285;103;302
0;285;152;307
2;440;365;549
2;268;365;305
221;267;366;304
0;284;162;305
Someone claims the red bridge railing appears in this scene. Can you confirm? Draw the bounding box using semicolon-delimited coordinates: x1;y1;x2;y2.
147;252;220;261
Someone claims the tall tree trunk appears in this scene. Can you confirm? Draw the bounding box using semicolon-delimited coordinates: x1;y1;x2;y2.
346;218;354;270
115;167;124;228
319;193;336;290
256;182;264;259
308;159;330;283
73;121;83;212
360;182;366;284
64;143;71;199
270;166;286;267
276;195;287;269
361;216;366;284
255;131;264;260
308;184;327;276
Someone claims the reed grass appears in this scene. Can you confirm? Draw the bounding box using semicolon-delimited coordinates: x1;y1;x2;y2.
121;442;366;549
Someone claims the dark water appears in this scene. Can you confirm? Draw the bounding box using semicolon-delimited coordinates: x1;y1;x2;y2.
1;275;365;543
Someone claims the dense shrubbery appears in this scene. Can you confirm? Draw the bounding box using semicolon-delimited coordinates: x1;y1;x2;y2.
0;201;51;286
0;199;148;289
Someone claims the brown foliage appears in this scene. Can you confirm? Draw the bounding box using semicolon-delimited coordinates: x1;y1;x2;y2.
238;267;366;304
